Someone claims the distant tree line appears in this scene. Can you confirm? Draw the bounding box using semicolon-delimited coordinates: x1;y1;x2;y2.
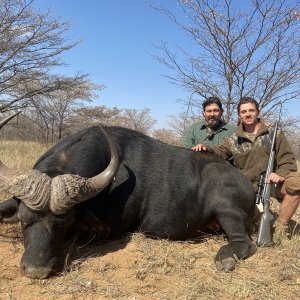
0;105;182;145
1;105;299;159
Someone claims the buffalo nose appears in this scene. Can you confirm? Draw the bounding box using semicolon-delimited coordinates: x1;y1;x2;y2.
20;262;51;279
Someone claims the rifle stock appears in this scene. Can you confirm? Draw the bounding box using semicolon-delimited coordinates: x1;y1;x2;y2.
256;179;274;246
256;121;279;247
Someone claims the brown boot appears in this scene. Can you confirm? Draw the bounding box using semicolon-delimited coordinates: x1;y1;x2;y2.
273;220;291;245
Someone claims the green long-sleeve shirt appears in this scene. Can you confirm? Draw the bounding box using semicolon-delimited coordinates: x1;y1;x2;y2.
183;120;236;148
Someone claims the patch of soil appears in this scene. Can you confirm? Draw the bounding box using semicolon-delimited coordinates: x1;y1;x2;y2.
1;217;300;300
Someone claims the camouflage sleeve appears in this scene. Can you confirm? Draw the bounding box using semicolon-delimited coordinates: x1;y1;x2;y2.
207;137;233;161
275;130;297;178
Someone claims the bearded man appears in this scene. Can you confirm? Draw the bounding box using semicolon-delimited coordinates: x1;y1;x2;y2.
183;97;236;149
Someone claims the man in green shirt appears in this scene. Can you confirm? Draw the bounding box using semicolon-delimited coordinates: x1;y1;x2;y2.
183;97;236;149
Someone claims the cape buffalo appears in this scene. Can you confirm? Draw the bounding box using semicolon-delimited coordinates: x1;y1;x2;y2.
0;125;257;279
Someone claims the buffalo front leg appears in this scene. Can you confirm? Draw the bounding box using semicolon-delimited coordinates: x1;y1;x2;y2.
215;214;257;272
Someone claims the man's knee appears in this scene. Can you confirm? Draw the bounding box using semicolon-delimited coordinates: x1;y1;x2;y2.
272;172;300;200
284;172;300;195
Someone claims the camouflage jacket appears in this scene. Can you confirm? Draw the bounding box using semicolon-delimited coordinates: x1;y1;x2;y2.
210;121;297;192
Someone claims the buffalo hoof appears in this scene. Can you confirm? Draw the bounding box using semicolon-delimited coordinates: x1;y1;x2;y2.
215;240;257;272
215;257;236;272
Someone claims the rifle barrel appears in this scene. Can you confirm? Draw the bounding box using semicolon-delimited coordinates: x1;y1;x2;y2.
256;121;278;246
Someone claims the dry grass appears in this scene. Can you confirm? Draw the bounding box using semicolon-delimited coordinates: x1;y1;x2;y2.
1;141;300;299
0;139;50;168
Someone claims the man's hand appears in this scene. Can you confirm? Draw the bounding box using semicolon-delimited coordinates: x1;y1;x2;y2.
192;144;208;151
268;172;285;184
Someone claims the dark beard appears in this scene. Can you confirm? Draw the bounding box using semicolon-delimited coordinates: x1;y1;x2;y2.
206;118;220;129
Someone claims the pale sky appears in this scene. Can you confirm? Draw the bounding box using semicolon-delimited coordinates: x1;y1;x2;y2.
33;0;300;128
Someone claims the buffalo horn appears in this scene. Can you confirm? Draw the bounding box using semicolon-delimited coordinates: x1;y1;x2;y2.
50;127;119;214
0;163;52;211
0;126;119;214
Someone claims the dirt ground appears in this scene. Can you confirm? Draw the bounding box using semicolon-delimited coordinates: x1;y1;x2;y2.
1;206;300;300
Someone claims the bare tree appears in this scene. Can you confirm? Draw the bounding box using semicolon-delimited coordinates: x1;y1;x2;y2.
152;128;181;146
166;111;202;143
0;111;20;129
22;77;102;142
65;105;123;134
151;0;300;122
79;107;157;135
120;108;157;134
0;0;96;114
1;104;158;141
67;106;157;136
278;113;300;159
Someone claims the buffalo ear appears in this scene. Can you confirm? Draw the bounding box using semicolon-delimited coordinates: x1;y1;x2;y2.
0;197;20;223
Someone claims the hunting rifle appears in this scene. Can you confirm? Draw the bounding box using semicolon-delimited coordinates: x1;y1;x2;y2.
256;120;279;247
